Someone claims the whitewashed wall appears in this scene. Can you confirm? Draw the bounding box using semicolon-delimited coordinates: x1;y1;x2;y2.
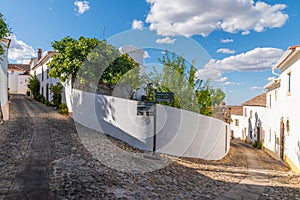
265;57;300;171
230;114;245;140
18;75;30;94
243;106;267;143
8;71;21;93
34;58;60;101
0;43;9;120
71;89;230;160
8;72;29;94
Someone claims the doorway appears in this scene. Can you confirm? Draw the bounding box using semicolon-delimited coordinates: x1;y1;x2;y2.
280;117;285;161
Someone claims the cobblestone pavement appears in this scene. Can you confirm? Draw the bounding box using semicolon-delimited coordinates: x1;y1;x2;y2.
0;94;299;199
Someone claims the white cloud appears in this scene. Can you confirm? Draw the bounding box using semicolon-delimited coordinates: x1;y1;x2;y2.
74;1;90;15
206;47;284;72
196;67;224;82
217;48;236;54
242;30;251;35
7;34;35;63
132;19;144;30
250;86;262;90
225;82;242;86
220;39;234;43
196;47;284;81
146;0;288;37
156;37;176;44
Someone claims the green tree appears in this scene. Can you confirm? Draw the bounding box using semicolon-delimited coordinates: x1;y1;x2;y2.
147;51;199;112
211;88;226;106
48;36;101;83
50;83;63;108
48;36;141;97
28;75;40;99
146;50;225;116
195;81;213;116
0;13;10;56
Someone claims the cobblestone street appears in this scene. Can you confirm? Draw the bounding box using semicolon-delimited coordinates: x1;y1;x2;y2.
0;94;299;199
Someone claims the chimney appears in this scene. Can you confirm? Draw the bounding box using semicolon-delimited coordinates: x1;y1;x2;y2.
37;48;42;61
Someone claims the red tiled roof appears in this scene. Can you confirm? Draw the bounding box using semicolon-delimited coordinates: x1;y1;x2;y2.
228;106;243;115
289;44;300;50
8;64;30;72
243;93;266;107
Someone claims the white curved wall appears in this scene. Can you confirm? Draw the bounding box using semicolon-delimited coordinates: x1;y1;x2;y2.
71;89;230;160
0;43;9;121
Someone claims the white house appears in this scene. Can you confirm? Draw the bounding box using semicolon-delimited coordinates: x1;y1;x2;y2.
0;38;11;121
229;106;244;140
8;64;30;94
30;49;58;102
232;44;300;172
263;44;300;172
242;93;267;144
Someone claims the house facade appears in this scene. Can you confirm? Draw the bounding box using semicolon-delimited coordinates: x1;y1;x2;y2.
0;38;11;121
229;106;244;140
8;64;30;94
264;44;300;172
242;93;267;144
230;45;300;172
30;49;58;102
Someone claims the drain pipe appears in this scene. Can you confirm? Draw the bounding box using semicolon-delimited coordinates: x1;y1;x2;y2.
272;68;280;77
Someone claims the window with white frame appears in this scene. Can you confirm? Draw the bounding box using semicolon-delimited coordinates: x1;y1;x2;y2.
235;119;239;127
287;72;291;95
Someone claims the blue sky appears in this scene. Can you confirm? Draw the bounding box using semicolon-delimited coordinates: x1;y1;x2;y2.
1;0;299;105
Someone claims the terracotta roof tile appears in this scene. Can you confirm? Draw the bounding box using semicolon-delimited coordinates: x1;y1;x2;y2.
243;93;266;107
228;106;243;115
8;64;30;72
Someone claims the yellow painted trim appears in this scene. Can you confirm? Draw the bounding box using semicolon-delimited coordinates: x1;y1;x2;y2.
284;154;300;173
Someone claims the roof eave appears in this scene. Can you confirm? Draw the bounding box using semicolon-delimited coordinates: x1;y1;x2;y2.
273;45;300;71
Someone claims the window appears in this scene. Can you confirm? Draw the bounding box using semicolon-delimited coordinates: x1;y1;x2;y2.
269;94;272;108
244;108;247;117
286;118;290;135
42;67;44;82
250;110;253;118
287;72;291;96
275;90;277;102
235;119;239;127
47;68;49;79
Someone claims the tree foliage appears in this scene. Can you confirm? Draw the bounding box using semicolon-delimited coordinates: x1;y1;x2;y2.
28;75;40;99
0;13;10;55
146;50;225;116
48;36;100;83
50;83;63;108
48;36;141;97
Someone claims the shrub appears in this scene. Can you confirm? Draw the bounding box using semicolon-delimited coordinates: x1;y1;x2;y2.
252;141;263;149
257;141;263;149
59;103;68;115
50;83;63;108
35;94;42;101
39;96;46;104
45;101;52;106
28;75;40;99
